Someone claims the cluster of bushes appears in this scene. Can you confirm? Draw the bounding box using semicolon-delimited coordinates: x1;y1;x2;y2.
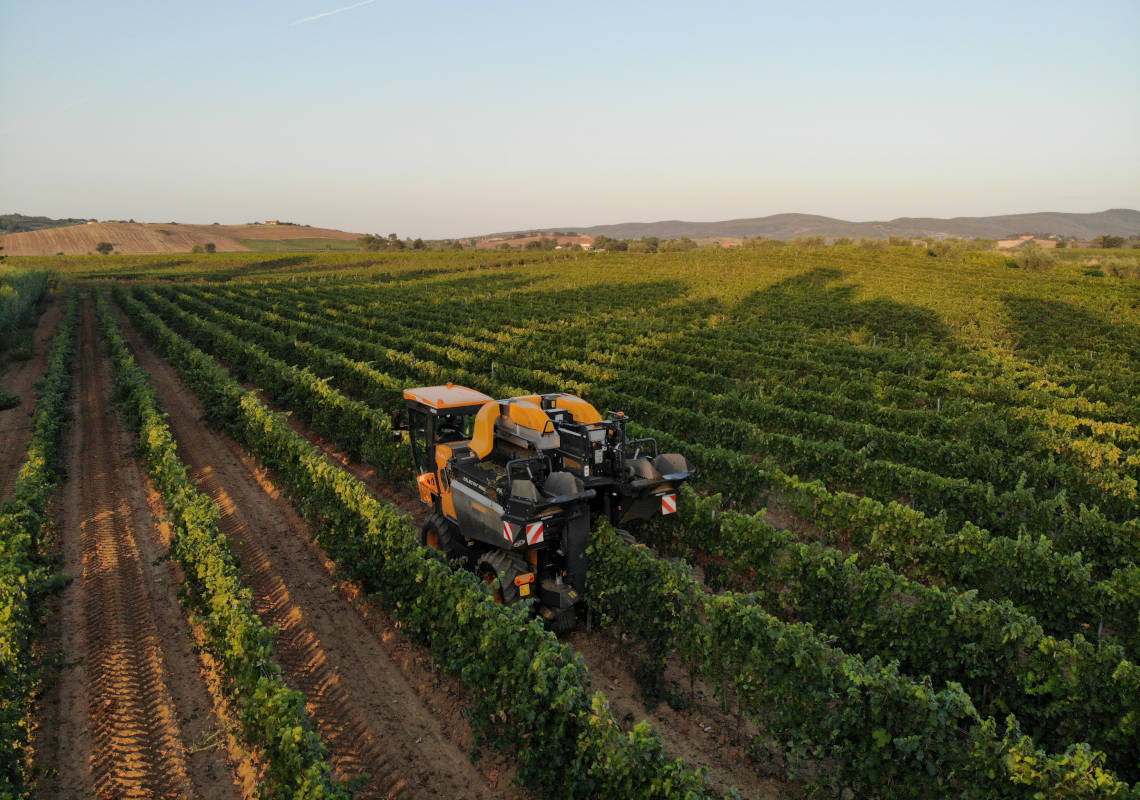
592;235;700;252
0;269;54;354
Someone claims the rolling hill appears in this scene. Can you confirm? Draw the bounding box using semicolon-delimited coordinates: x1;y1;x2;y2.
0;221;366;256
514;209;1140;241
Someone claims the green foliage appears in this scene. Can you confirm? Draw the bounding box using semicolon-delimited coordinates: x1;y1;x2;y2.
659;236;698;252
929;238;969;258
1012;242;1058;271
4;249;576;282
0;290;77;795
1094;235;1125;249
649;486;1139;773
100;244;1140;795
742;236;785;248
0;388;18;410
94;241;113;255
0;269;53;354
235;237;362;252
116;288;723;800
789;235;825;247
357;233;406;251
0;213;91;234
589;522;1138;797
95;292;350;799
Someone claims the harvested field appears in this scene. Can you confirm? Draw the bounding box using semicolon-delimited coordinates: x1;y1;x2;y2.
0;221;364;256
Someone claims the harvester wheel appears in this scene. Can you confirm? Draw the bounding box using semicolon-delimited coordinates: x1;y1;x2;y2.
549;607;577;635
615;528;637;546
475;550;529;605
421;512;471;567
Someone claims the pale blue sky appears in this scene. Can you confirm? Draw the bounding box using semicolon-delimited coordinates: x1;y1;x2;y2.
2;1;1137;238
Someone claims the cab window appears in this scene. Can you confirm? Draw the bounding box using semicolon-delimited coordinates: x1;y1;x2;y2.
409;408;430;474
437;412;475;443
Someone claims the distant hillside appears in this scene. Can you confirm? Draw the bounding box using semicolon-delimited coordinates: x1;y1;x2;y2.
515;209;1140;241
0;221;366;255
1;213;94;235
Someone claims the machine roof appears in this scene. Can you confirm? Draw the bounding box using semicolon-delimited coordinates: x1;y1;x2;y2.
403;383;494;410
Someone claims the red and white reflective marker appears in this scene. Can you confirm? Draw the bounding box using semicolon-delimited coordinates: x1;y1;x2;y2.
661;493;677;515
526;521;545;545
502;521;515;543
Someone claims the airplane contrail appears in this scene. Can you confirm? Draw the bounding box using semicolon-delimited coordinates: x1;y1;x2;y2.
290;0;377;26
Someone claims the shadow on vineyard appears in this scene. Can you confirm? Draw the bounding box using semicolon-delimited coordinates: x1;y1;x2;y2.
1003;295;1140;382
175;254;318;282
728;268;953;346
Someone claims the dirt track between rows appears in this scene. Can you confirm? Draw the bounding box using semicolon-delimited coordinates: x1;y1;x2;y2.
36;299;246;799
114;303;525;800
0;298;62;504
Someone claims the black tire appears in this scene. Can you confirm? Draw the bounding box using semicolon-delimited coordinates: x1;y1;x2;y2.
475;550;530;605
615;528;637;547
549;607;578;635
421;512;470;567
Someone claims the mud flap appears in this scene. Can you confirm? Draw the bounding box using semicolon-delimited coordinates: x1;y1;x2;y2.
564;512;589;598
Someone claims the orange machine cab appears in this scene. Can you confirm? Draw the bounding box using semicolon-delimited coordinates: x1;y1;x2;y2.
404;383;493;517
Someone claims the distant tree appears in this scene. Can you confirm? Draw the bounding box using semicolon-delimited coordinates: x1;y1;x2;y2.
660;237;698;252
1094;235;1125;249
627;240;651;253
359;233;406;251
204;242;216;253
525;240;544;250
1054;238;1067;249
860;238;888;250
928;238;968;258
1012;241;1057;271
791;235;826;247
832;237;855;246
742;236;783;248
190;245;204;254
888;236;913;247
450;240;464;251
95;241;113;254
498;242;513;250
412;238;426;250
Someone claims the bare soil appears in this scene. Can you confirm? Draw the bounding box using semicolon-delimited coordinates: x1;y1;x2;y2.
568;630;786;800
0;221;364;256
115;305;526;800
35;299;247;799
0;298;62;504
